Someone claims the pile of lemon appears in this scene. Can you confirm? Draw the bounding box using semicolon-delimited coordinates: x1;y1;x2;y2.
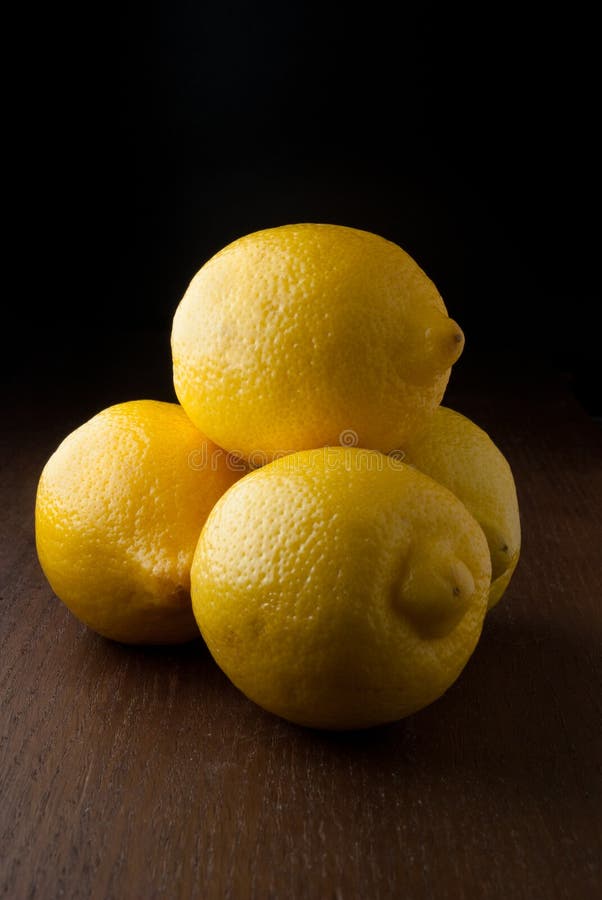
36;224;520;729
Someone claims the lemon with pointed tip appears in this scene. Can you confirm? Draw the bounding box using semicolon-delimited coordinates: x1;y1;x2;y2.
402;406;521;608
191;448;491;730
35;400;244;644
172;224;464;460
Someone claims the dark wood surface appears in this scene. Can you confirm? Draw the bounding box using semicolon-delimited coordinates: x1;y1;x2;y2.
2;347;601;900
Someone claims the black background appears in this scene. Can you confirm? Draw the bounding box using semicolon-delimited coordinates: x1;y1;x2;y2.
15;2;600;413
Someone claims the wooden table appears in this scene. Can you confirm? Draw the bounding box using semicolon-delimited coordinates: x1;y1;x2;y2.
2;345;601;900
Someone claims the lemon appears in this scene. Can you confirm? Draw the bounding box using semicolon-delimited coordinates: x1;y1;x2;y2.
402;406;520;608
35;400;243;644
172;224;464;461
191;448;491;730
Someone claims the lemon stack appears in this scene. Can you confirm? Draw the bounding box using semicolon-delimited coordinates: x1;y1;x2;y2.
36;224;520;729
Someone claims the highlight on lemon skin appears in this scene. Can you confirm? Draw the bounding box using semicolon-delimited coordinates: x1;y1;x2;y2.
35;400;244;644
171;223;465;460
401;406;521;608
191;448;492;731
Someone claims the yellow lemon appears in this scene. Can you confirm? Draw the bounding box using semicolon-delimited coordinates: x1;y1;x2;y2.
35;400;244;644
191;448;491;730
172;224;464;461
402;406;521;608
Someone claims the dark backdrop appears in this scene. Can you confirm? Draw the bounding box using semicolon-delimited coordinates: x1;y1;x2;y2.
14;2;600;413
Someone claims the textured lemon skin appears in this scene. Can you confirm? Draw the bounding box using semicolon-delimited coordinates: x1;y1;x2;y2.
172;224;464;460
402;406;521;609
191;448;491;730
35;400;244;644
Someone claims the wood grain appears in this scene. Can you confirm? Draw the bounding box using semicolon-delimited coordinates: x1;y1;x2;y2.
1;351;601;900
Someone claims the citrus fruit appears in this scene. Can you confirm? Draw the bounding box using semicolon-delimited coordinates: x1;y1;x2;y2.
402;406;521;608
172;224;464;461
191;447;491;730
35;400;244;644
